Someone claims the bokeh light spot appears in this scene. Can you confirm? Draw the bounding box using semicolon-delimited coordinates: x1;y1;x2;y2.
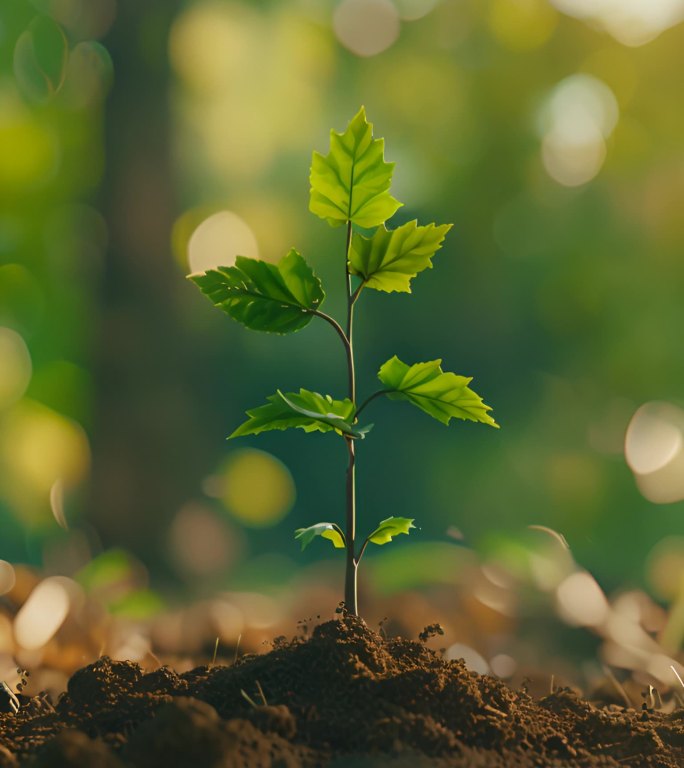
489;0;558;51
206;449;295;528
63;41;114;108
550;0;684;47
625;402;684;504
169;502;238;577
0;327;32;409
0;95;60;191
333;0;400;57
446;643;490;675
556;571;609;627
0;561;16;596
0;401;90;502
393;0;440;21
646;537;684;602
490;653;517;678
187;210;259;274
538;74;618;187
14;577;72;650
169;1;254;92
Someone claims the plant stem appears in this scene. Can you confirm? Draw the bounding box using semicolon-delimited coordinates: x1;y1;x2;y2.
354;389;391;421
345;221;356;403
343;219;359;616
344;436;357;615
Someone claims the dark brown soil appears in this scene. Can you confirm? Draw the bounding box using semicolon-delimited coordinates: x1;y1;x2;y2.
1;615;682;767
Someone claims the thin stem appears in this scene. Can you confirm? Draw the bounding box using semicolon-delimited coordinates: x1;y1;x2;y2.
344;436;357;614
310;308;348;349
354;389;390;421
343;218;359;615
344;221;356;404
310;309;355;400
356;535;370;565
350;281;365;306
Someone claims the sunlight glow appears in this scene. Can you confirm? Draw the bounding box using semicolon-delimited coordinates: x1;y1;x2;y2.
625;402;684;503
550;0;684;46
333;0;400;57
187;210;258;274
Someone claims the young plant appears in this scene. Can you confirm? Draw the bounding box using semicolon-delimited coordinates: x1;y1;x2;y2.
190;108;497;616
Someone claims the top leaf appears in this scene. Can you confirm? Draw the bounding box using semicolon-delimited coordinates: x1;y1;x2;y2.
309;107;402;228
377;356;498;428
189;249;324;334
349;220;452;293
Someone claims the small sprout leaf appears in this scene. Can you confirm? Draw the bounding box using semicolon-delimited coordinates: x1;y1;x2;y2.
309;107;402;228
367;517;416;545
377;356;498;428
189;249;324;334
295;523;346;551
349;220;452;293
231;389;371;439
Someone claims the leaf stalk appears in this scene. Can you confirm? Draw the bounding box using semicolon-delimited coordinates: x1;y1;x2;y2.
354;389;391;421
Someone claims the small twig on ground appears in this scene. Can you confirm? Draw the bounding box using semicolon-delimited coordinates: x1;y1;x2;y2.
602;665;632;709
210;637;219;668
483;703;507;718
670;664;684;691
255;680;268;706
240;689;259;709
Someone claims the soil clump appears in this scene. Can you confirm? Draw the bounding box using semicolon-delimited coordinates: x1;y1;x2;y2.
0;615;682;767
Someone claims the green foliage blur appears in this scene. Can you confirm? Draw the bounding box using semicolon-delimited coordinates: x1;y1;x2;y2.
1;0;683;603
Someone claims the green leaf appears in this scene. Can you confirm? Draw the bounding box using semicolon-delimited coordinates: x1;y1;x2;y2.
377;356;498;428
309;107;402;228
349;220;452;293
13;15;68;103
295;523;346;551
189;249;324;334
230;389;371;439
367;517;416;545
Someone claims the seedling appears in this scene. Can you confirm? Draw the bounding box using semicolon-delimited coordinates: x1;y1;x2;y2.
190;108;497;616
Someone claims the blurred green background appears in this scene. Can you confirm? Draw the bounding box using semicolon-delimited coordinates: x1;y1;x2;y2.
2;0;684;610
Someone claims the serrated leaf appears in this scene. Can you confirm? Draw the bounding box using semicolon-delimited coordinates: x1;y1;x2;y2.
310;107;402;228
295;523;345;551
349;220;452;293
367;517;416;545
189;249;324;334
230;389;371;439
377;356;498;428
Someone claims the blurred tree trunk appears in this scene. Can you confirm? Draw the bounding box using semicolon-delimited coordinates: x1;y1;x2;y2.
90;0;189;573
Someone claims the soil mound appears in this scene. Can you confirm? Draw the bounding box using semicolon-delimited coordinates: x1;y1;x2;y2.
0;615;682;766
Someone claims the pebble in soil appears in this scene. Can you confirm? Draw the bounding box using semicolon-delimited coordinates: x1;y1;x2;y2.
0;615;682;767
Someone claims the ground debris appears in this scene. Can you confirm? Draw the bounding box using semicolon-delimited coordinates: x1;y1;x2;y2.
0;615;681;767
